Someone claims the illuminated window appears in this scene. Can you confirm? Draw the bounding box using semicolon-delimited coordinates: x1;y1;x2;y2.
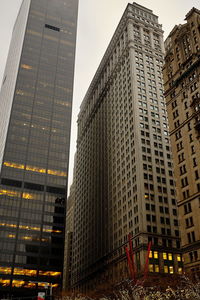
4;161;24;170
21;236;32;241
149;251;153;258
154;251;158;259
164;266;168;273
0;223;61;234
148;264;154;272
163;252;167;260
47;169;67;177
22;193;33;200
168;253;173;260
178;267;183;274
0;223;17;229
24;282;36;289
177;254;181;261
39;271;61;277
38;282;49;288
0;279;10;287
8;234;15;239
26;165;46;173
37;282;59;288
21;64;33;70
155;265;159;272
169;266;174;274
0;267;12;274
43;228;62;233
13;268;37;276
19;224;40;232
12;280;25;287
0;189;21;197
3;162;57;176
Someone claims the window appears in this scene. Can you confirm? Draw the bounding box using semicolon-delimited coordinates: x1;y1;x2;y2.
168;253;173;260
185;216;194;228
174;219;178;226
154;251;158;259
149;264;154;272
45;24;60;32
175;130;182;140
187;231;196;243
178;267;183;274
154;265;159;272
146;203;150;210
164;266;168;273
183;190;190;199
177;254;181;262
184;203;192;214
163;253;167;260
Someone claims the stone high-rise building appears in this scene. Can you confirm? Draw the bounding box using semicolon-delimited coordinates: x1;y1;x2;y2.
71;2;182;292
63;154;77;291
0;0;78;295
163;7;200;278
63;183;75;291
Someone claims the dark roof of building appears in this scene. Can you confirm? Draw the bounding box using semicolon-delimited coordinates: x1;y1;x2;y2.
185;7;200;20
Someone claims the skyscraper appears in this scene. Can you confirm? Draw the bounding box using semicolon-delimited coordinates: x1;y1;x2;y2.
71;2;182;292
163;7;200;278
0;0;78;295
63;154;77;291
63;183;75;291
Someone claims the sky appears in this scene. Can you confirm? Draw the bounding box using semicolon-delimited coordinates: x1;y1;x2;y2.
0;0;199;193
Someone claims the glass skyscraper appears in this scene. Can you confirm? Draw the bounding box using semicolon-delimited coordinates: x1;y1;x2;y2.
0;0;78;295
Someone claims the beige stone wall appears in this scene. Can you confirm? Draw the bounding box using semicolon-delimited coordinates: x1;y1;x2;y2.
71;2;183;292
163;7;200;278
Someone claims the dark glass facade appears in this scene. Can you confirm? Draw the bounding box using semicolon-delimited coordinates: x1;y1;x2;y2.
0;0;78;295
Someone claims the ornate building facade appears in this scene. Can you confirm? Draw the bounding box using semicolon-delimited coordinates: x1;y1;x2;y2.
163;7;200;278
71;2;182;292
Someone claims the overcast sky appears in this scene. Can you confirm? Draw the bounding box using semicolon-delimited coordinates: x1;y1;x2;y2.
0;0;199;193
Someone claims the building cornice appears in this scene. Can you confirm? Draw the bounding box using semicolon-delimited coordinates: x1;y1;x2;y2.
185;7;200;20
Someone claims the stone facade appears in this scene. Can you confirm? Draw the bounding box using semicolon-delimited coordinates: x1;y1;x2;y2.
71;2;182;292
163;7;200;279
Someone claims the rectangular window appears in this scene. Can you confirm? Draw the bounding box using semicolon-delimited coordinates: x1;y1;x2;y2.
184;202;192;214
168;253;173;260
45;24;60;32
177;254;181;262
155;265;159;273
178;267;183;274
164;266;168;273
163;253;167;260
154;251;158;259
149;264;154;272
